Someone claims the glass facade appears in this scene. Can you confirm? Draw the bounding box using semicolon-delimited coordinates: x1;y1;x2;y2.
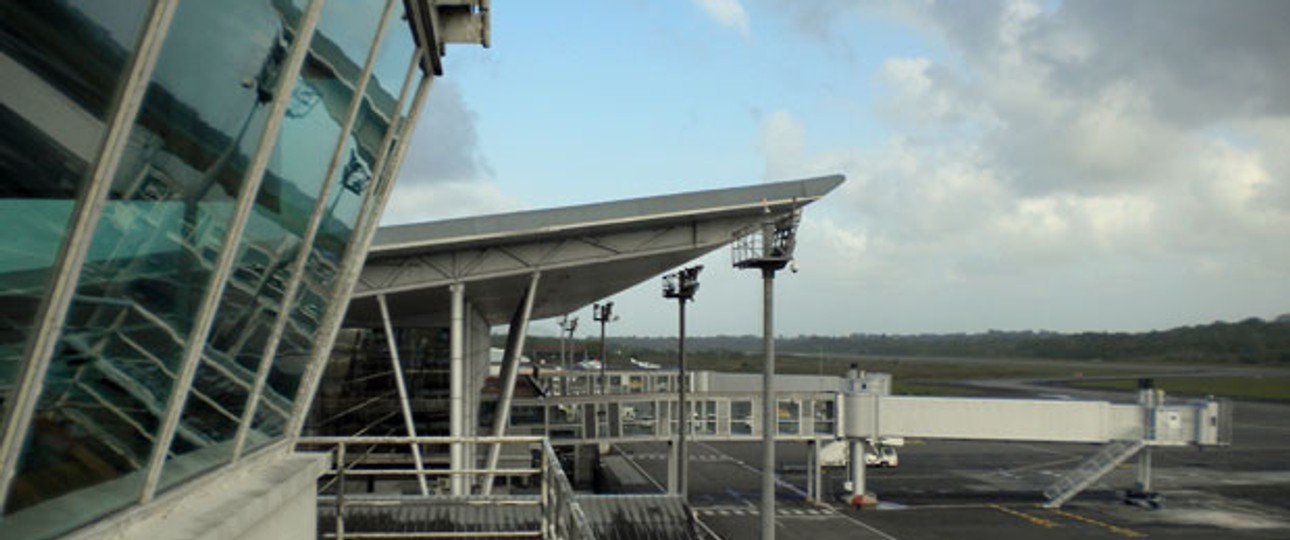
0;0;428;537
0;0;151;413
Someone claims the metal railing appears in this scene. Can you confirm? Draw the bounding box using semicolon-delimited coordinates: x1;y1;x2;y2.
298;435;593;540
540;438;594;540
1042;439;1147;508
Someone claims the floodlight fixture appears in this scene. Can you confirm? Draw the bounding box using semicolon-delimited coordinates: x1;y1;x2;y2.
593;302;615;394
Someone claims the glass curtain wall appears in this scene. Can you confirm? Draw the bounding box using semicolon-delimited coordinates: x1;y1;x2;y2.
0;0;424;537
0;0;150;415
156;0;394;493
3;1;307;534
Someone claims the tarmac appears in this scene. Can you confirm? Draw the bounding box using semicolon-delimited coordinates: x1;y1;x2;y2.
611;385;1290;539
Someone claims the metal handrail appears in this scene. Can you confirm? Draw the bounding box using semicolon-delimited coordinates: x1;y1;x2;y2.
541;439;594;539
302;435;591;540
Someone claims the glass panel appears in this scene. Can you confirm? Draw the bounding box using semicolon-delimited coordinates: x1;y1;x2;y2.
0;0;147;420
777;400;801;435
369;4;413;121
698;400;717;435
731;400;753;435
3;0;304;532
621;402;656;437
813;400;836;435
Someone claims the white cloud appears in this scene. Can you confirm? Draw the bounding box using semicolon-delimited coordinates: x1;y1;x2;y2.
399;80;491;186
380;181;522;225
691;0;751;37
749;0;1290;332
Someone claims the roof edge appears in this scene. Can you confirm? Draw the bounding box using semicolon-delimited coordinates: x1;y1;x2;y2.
372;174;844;254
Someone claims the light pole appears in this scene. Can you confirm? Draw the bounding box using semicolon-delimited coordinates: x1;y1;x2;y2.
663;265;703;500
558;315;578;369
733;205;801;540
593;302;615;394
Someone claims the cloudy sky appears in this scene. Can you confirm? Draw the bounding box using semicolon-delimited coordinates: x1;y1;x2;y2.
384;0;1290;338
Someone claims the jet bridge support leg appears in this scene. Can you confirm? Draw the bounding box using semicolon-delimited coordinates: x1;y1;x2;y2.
805;440;816;503
1126;446;1160;508
847;440;869;506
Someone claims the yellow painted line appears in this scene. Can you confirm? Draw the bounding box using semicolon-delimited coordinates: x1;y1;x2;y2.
989;504;1062;529
1049;508;1146;538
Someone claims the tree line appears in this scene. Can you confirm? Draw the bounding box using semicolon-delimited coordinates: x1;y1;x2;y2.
596;315;1290;365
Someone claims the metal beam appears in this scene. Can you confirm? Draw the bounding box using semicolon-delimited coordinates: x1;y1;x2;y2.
481;271;540;495
377;294;430;495
0;0;180;512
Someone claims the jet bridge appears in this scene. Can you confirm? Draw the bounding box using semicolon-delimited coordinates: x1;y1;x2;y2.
508;369;1228;507
839;376;1227;507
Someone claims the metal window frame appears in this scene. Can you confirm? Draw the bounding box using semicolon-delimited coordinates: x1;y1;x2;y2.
138;0;327;504
0;0;181;513
231;0;400;462
286;53;432;442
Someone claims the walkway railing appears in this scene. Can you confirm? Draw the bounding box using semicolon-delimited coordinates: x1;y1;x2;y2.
297;435;594;540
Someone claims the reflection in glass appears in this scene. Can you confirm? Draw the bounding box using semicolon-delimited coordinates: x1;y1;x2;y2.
159;0;388;489
0;0;148;418
0;2;150;532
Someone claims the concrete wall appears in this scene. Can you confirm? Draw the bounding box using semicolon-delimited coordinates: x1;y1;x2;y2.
68;450;327;540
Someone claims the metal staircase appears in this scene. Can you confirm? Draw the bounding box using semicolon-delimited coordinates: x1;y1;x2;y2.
1043;439;1147;508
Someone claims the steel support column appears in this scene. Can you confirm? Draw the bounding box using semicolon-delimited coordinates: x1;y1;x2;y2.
482;272;540;495
677;297;689;499
1136;446;1153;493
804;440;815;505
761;268;777;540
377;293;430;495
849;440;865;502
450;282;467;495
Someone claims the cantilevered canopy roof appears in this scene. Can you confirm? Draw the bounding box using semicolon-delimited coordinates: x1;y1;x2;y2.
345;175;844;328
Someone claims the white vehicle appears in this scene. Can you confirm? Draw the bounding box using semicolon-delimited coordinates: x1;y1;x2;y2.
864;445;899;468
819;440;900;468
